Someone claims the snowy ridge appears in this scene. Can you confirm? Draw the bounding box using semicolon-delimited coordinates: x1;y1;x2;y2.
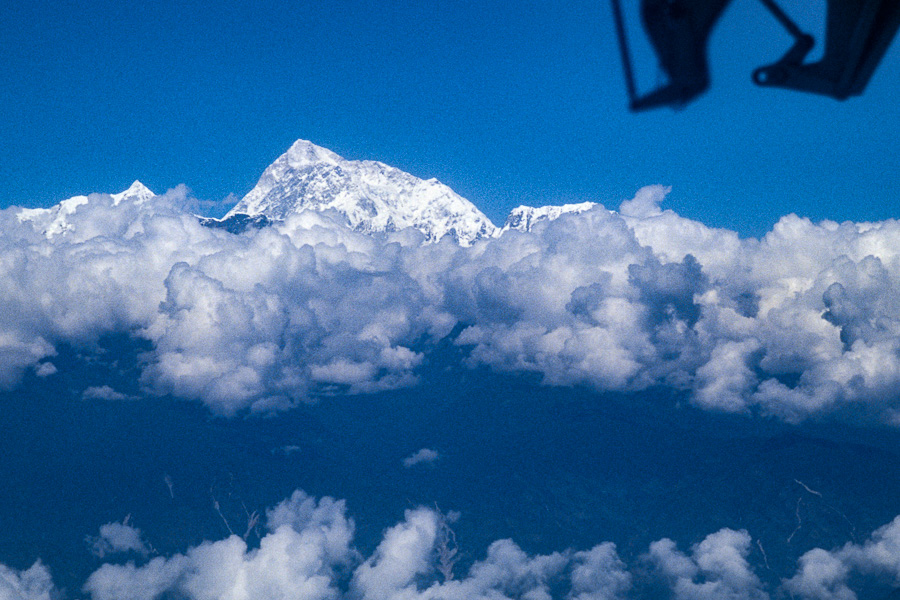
17;181;155;237
19;143;608;244
227;140;497;245
501;202;599;233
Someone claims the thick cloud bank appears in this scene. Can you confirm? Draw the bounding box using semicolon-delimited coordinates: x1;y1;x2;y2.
6;489;900;599
4;185;900;421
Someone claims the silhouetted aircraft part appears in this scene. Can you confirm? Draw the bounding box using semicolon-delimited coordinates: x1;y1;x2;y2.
611;0;640;105
753;0;900;99
751;0;816;87
612;0;733;111
612;0;900;111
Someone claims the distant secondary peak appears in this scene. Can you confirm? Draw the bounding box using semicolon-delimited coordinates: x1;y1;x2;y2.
125;180;153;194
502;202;598;233
17;180;156;238
112;181;155;205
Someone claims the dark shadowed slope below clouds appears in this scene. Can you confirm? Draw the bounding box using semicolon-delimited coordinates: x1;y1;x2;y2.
3;360;900;599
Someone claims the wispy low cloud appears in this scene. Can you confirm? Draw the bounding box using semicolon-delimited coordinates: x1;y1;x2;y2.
7;489;900;600
34;362;56;377
403;448;440;468
87;517;151;558
82;386;131;401
3;185;900;421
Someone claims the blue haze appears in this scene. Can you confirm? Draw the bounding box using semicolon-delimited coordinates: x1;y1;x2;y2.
3;336;900;597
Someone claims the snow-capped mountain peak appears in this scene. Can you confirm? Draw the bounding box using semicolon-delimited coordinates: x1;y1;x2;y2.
227;140;497;245
281;139;342;167
112;180;155;205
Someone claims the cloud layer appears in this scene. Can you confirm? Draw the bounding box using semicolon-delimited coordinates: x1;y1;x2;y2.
6;489;900;600
4;185;900;421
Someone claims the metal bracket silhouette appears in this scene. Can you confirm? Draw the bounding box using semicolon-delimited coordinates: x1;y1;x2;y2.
611;0;900;111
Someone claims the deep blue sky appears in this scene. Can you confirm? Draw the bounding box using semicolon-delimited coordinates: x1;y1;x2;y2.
1;0;898;237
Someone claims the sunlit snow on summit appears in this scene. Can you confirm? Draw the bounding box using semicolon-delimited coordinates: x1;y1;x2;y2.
225;139;497;245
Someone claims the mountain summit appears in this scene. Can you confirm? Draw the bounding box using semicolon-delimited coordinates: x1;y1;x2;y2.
226;140;497;245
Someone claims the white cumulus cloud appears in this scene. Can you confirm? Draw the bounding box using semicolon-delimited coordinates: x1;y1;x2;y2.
784;515;900;600
647;529;768;600
88;519;150;558
2;185;900;422
0;561;55;600
84;490;355;600
7;489;900;600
